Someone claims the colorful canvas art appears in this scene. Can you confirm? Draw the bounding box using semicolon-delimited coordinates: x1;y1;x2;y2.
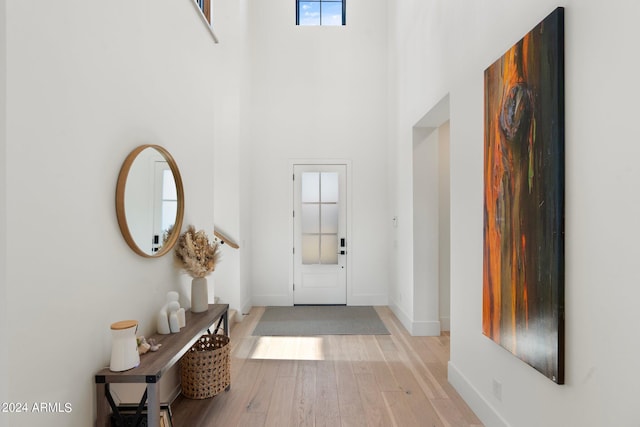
483;7;565;383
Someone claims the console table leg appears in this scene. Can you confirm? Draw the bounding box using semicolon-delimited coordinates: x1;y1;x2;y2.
95;383;110;427
147;383;161;426
223;310;229;336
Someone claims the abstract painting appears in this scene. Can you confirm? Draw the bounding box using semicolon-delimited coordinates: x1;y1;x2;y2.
483;7;565;384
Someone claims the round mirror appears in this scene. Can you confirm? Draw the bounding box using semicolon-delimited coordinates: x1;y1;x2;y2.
116;145;185;257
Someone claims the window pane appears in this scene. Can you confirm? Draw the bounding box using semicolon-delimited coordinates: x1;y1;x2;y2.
302;235;319;264
302;204;320;233
320;235;338;264
299;2;320;26
302;172;320;203
320;172;338;202
321;204;338;234
321;2;343;26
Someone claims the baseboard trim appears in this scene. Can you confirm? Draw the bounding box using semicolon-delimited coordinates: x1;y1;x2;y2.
388;302;441;336
440;316;450;332
448;361;510;427
411;320;441;336
388;301;412;333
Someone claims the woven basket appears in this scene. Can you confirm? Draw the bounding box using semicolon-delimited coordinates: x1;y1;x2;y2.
180;334;230;400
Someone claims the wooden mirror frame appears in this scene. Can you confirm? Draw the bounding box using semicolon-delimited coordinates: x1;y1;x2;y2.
115;144;185;258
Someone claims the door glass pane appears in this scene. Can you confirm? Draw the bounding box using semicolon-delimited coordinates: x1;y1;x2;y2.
320;235;338;264
321;204;338;234
320;172;338;202
302;235;319;264
302;172;320;203
302;204;320;233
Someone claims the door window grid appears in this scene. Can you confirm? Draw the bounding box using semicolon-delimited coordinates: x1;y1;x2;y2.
301;172;339;265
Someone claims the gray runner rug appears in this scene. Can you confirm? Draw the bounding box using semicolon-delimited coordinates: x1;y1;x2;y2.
252;306;390;336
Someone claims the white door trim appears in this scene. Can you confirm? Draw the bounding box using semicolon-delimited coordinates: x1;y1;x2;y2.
288;159;352;306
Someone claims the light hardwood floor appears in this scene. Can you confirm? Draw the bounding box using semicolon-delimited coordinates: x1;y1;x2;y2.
171;306;483;427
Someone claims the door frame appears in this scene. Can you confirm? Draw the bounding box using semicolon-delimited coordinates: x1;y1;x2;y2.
288;159;352;306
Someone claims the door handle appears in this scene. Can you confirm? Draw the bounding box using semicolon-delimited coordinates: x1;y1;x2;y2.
337;250;346;255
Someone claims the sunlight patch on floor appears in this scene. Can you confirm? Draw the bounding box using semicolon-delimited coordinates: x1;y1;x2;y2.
249;336;325;361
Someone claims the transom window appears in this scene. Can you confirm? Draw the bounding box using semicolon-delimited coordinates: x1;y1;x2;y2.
296;0;346;26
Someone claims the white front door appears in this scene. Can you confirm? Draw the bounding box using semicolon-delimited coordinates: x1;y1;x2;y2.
293;164;347;305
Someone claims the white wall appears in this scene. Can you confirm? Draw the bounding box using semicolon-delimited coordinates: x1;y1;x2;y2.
412;127;440;335
0;0;7;421
3;0;219;425
246;0;389;306
438;121;450;332
212;0;251;320
392;92;450;335
387;1;450;330
390;1;640;426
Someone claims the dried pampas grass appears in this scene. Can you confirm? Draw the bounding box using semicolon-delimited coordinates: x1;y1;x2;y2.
174;225;220;278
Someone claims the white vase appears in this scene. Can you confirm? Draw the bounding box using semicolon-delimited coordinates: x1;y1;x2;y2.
109;320;140;372
191;277;209;313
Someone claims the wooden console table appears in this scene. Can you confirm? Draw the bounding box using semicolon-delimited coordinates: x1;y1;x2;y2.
95;304;229;427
